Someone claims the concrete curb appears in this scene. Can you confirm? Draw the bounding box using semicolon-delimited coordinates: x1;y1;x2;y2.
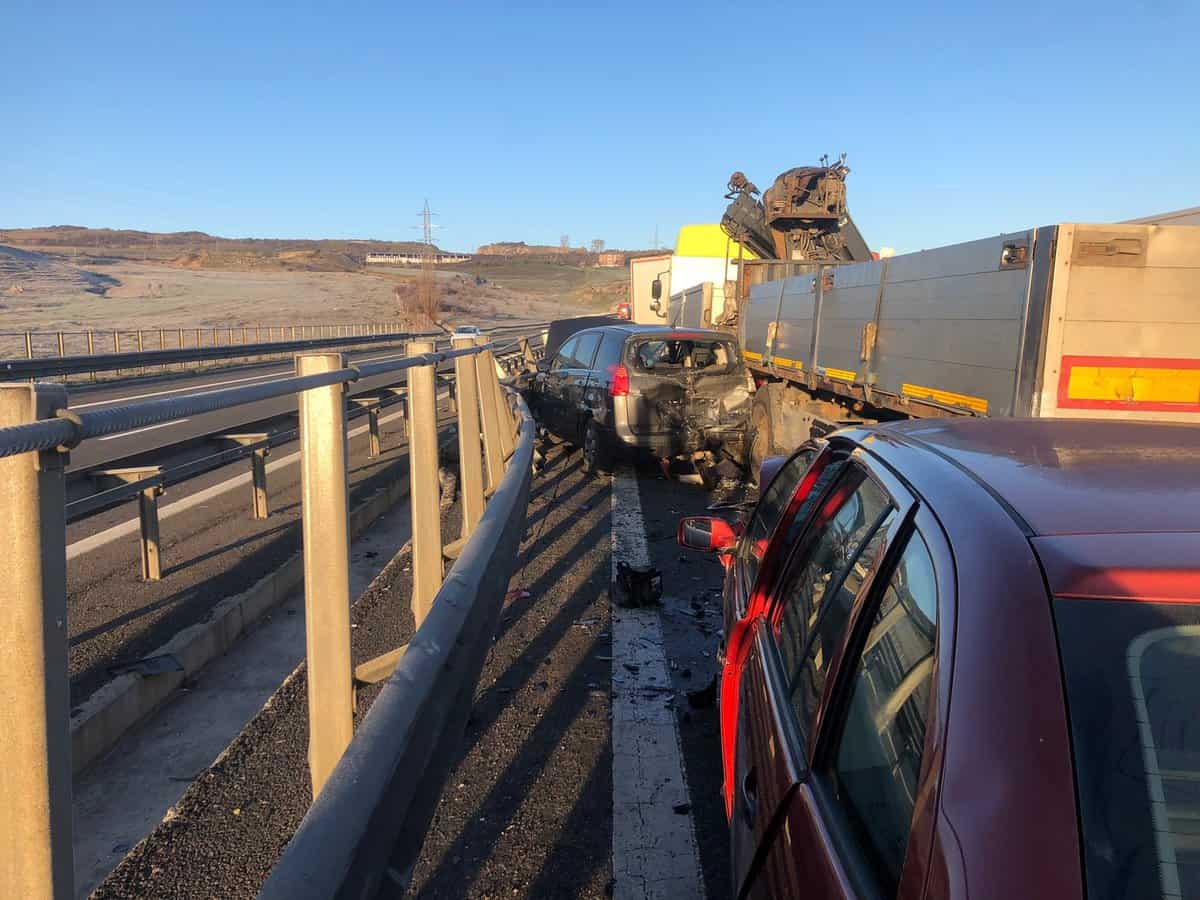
70;471;412;777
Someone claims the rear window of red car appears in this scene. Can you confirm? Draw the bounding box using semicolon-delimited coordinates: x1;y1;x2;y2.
1053;597;1200;899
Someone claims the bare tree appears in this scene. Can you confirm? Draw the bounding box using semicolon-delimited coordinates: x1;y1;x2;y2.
589;239;605;254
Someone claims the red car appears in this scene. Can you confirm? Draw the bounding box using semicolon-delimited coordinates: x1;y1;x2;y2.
678;418;1200;900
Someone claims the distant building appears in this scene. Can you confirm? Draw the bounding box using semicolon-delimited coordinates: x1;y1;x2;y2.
364;252;472;265
597;251;625;268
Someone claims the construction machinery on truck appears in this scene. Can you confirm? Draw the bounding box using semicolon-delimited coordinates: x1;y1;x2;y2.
707;161;1200;473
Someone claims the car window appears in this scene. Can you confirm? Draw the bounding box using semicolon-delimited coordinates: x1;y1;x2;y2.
551;336;579;372
593;333;623;373
775;469;894;740
828;534;937;897
632;338;737;373
573;332;601;369
1054;598;1200;900
740;453;844;601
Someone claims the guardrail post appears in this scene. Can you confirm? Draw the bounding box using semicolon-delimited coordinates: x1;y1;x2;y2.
25;331;33;359
481;340;515;458
0;382;73;900
296;352;354;799
138;485;164;581
474;334;505;493
56;332;65;358
87;331;96;381
251;448;270;519
452;336;485;537
407;340;442;624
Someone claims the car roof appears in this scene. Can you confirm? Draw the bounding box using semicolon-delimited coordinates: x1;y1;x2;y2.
569;324;735;339
866;417;1200;536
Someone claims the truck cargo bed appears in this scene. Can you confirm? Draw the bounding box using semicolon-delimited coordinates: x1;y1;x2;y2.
740;223;1200;423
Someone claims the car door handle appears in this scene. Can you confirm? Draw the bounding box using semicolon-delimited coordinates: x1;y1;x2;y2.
741;769;758;827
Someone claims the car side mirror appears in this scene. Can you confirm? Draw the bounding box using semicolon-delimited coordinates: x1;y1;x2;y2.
677;516;737;553
651;278;662;300
649;298;661;313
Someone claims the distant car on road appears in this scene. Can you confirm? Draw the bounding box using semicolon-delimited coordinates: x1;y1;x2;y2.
528;324;750;474
679;418;1200;900
452;324;481;336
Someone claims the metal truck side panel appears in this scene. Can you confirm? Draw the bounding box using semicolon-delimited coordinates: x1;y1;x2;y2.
812;259;887;382
1038;224;1200;423
770;277;817;373
869;232;1035;416
1011;226;1058;416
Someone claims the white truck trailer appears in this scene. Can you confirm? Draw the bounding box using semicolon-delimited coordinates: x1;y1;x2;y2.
738;222;1200;470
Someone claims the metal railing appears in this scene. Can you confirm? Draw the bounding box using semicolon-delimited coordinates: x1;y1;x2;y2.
0;331;532;899
0;321;545;380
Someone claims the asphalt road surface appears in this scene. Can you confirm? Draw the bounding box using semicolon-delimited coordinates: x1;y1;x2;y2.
66;342;433;471
92;443;735;899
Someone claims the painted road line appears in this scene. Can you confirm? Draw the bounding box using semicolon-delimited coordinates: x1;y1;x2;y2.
66;405;413;561
72;373;294;409
611;467;704;900
97;419;189;441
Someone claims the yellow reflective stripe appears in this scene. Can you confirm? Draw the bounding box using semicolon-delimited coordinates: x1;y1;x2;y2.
774;356;804;371
1067;365;1200;404
823;367;856;382
743;350;763;362
902;383;989;414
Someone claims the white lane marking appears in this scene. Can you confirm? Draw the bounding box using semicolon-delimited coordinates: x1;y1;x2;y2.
611;467;704;900
96;419;189;441
66;403;413;561
72;373;294;409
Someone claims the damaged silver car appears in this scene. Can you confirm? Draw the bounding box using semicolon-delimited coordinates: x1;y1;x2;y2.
525;323;752;478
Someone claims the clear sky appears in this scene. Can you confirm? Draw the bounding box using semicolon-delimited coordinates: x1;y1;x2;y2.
3;1;1197;253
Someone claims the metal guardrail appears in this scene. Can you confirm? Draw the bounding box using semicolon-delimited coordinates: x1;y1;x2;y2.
259;398;534;899
0;322;412;380
0;331;532;899
0;322;545;380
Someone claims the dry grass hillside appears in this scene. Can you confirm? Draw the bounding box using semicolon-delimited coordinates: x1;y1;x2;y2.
0;244;629;345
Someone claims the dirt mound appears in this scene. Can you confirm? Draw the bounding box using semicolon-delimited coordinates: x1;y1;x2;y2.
0;244;121;297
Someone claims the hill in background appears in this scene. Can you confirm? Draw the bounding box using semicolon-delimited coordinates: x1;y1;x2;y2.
0;226;440;273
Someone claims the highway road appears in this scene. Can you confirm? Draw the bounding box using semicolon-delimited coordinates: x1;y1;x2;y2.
89;443;735;899
66;342;437;471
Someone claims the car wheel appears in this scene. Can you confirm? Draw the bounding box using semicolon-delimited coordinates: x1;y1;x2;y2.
581;420;612;474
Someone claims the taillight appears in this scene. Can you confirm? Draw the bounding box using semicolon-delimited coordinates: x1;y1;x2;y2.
609;364;629;397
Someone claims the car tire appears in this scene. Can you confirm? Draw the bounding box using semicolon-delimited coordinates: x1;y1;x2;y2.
581;419;613;474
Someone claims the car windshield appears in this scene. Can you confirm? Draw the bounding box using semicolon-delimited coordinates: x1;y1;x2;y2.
632;338;736;374
1053;597;1200;899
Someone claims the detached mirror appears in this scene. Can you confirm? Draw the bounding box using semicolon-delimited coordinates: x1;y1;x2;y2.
651;278;662;300
677;515;737;552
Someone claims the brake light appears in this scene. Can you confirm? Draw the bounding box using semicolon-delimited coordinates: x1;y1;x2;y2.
609;364;629;397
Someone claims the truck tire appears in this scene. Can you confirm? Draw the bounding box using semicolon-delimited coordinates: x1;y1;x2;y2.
749;389;776;483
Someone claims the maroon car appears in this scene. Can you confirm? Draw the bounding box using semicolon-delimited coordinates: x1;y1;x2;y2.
678;418;1200;899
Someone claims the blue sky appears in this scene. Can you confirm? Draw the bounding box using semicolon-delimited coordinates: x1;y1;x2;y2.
3;1;1197;253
